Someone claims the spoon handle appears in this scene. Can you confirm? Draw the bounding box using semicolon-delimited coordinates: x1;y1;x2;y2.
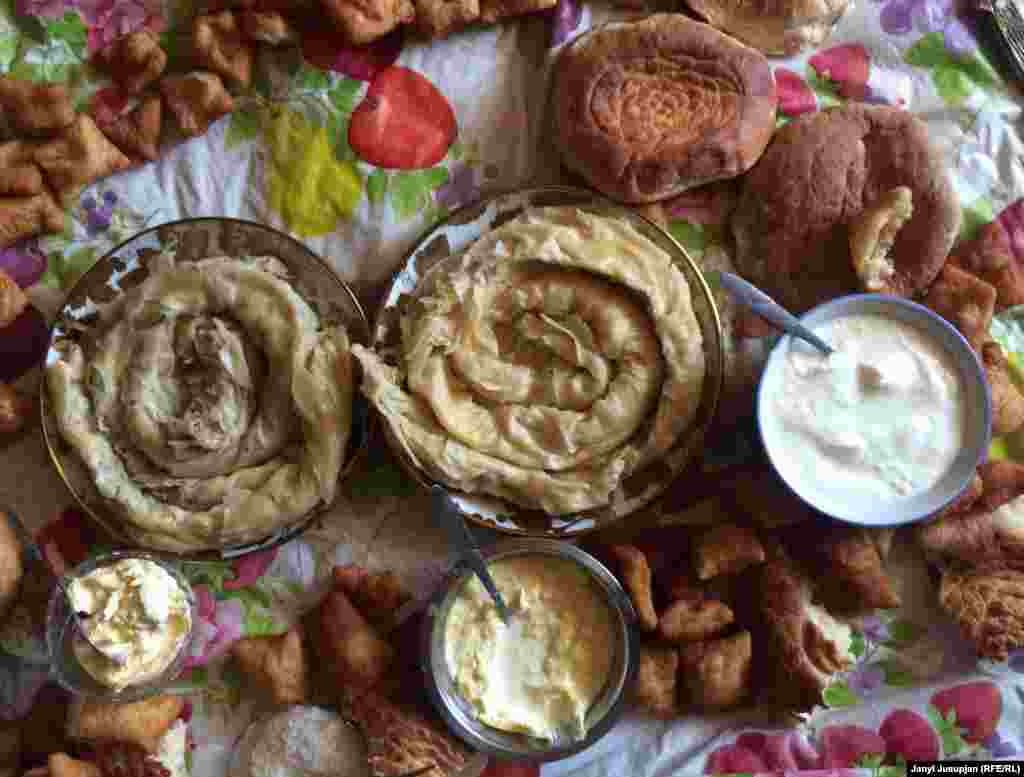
717;272;834;355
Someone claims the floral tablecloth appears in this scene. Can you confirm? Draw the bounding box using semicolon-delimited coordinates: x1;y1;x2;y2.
1;0;1024;773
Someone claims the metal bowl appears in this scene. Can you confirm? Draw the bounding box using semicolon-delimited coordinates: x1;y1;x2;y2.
373;186;724;537
758;293;992;527
421;539;639;762
41;217;371;559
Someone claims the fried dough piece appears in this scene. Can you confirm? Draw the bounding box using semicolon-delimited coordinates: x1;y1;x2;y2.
94;96;163;164
917;459;1024;563
161;72;234;137
750;559;855;710
97;30;167;94
632;643;679;718
849;186;914;294
950;219;1024;311
0;142;44;196
321;0;414;45
608;545;658;631
0;190;64;249
332;565;410;631
0;510;22;619
935;472;984;521
479;0;556;20
940;561;1024;660
982;341;1024;437
0;77;75;136
67;695;184;753
349;689;470;777
309;585;395;698
46;755;100;777
193;11;255;88
923;265;997;352
657;582;734;643
239;11;298;44
693;523;765;580
232;626;309;704
33;116;132;202
0;270;28;329
413;0;479;37
679;630;752;710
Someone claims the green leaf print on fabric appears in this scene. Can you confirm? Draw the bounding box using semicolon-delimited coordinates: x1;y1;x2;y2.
823;680;861;707
226;106;262;150
927;704;968;756
885;619;921;646
327;77;365;160
667;220;706;258
40;246;99;290
904;32;1002;107
367;169;389;204
391;168;449;222
295;62;332;92
877;658;917;687
850;629;867;659
41;12;86;61
960;196;996;243
804;66;843;108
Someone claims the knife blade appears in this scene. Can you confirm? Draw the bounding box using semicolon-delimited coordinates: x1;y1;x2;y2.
430;485;511;625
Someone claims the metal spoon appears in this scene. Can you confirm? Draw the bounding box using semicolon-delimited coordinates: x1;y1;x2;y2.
431;486;511;625
3;506;123;664
717;271;834;355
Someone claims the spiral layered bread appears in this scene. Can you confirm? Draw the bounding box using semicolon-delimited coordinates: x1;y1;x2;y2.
552;14;778;204
47;254;354;551
354;206;705;515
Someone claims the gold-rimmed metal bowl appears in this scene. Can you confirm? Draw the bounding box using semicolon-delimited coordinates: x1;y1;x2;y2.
41;217;371;559
371;186;724;537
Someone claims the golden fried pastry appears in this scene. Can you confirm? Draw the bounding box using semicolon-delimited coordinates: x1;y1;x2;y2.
657;584;734;643
685;0;851;54
321;0;414;45
349;689;470;777
332;565;410;631
95;96;163;164
309;586;395;698
0;270;28;329
193;11;255;88
97;30;167;94
751;559;856;710
632;643;679;718
33;115;132;203
0;510;22;620
46;755;100;777
0;77;75;136
412;0;479;36
950;220;1024;312
692;523;765;580
239;11;298;44
849;186;914;294
940;562;1024;660
922;265;997;352
733;105;960;313
982;341;1024;437
679;630;752;709
161;71;235;137
552;15;777;203
609;545;658;631
67;695;184;753
479;0;556;20
0;190;64;250
0;142;44;196
232;626;309;705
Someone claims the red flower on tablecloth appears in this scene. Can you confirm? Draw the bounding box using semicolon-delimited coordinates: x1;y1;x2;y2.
185;585;245;669
879;709;941;762
996;197;1024;263
74;0;165;53
33;508;100;573
222;548;278;590
706;731;822;773
808;44;871;101
774;67;817;116
930;681;1002;744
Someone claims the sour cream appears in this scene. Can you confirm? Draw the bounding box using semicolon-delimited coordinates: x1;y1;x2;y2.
760;313;966;520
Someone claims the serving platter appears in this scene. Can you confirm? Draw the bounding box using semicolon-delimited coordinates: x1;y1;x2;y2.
372;185;724;536
40;217;371;559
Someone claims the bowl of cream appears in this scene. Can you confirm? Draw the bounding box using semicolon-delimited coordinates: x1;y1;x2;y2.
423;539;639;761
757;294;991;526
47;551;195;701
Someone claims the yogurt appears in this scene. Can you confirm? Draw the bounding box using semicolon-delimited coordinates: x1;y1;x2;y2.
760;313;966;520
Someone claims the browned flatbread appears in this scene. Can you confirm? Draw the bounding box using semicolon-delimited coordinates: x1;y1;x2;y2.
0;77;75;136
685;0;851;54
349;689;470;777
633;643;679;717
679;630;752;709
320;0;414;45
922;264;997;352
161;72;235;137
940;561;1024;660
732;105;960;313
981;341;1024;437
97;30;167;94
552;14;777;204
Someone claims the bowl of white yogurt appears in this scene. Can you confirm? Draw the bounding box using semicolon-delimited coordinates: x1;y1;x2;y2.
422;538;639;762
46;551;195;701
757;293;991;526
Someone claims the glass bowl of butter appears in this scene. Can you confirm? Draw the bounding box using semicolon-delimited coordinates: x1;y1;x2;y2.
423;538;640;762
46;551;196;702
757;293;991;527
